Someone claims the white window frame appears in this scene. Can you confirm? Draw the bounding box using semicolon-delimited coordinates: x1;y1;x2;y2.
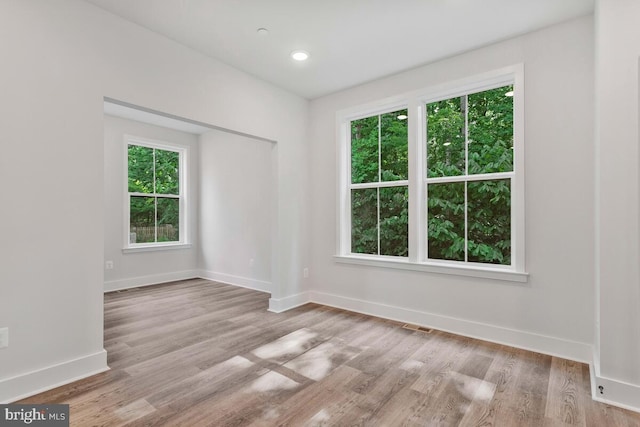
335;65;527;282
348;105;410;258
123;135;190;252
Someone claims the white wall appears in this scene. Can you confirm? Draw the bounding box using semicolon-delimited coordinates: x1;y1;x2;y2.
0;0;308;403
593;0;640;409
103;115;199;291
199;130;274;292
308;17;595;361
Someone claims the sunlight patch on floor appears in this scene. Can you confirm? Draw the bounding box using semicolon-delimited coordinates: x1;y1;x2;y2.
252;328;319;361
308;408;331;425
284;346;334;381
224;355;255;369
400;359;425;372
249;371;300;393
451;372;496;403
114;398;156;423
283;340;361;381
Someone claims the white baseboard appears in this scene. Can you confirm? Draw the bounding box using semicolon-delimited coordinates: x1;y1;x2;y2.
309;290;592;364
0;350;109;404
269;292;311;313
198;270;271;293
590;354;640;413
104;270;200;292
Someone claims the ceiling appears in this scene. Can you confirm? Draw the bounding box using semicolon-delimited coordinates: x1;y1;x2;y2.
85;0;594;99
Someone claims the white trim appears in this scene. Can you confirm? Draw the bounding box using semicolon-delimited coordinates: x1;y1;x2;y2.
408;99;421;263
124;135;189;249
122;243;192;253
350;180;409;189
334;255;528;283
309;290;591;363
417;67;519;105
268;292;311;313
425;171;514;184
512;65;526;272
198;270;271;293
104;269;199;292
590;352;640;413
0;350;108;404
337;65;525;273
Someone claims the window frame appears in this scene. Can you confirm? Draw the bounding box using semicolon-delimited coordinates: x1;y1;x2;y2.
123;135;189;252
349;106;410;258
336;65;527;282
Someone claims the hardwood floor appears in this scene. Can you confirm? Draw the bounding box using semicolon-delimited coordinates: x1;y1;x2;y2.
21;279;640;426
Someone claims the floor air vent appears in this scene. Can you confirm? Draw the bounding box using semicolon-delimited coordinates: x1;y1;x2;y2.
402;323;433;333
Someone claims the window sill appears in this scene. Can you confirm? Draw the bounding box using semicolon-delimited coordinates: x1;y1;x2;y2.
123;243;192;254
333;255;528;283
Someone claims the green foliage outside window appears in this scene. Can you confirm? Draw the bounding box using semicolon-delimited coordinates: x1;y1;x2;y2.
128;145;180;243
351;110;409;256
350;85;514;265
427;85;513;265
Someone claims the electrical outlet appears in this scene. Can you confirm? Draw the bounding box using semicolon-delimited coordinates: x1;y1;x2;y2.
105;260;114;270
303;268;309;278
0;328;8;349
249;258;255;267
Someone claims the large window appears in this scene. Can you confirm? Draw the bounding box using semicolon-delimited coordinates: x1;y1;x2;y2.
338;67;525;280
126;137;186;248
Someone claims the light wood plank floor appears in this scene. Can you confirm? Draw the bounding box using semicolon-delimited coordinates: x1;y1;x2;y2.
21;279;640;426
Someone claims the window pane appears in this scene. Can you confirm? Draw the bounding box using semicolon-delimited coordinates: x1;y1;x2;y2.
468;179;511;265
380;110;408;181
128;145;154;193
351;188;378;254
427;182;465;261
155;149;180;195
351;116;379;184
130;196;155;244
468;85;514;174
380;186;408;257
426;97;465;178
157;197;180;242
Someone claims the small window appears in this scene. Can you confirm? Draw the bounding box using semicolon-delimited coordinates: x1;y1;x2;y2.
126;138;186;247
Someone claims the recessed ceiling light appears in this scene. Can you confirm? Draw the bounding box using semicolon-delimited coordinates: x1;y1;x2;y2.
397;114;408;120
256;28;269;36
291;50;310;61
505;90;514;97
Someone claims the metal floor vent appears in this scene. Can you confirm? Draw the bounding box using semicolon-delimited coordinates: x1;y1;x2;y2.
402;323;433;333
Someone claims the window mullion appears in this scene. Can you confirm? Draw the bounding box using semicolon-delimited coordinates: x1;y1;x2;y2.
464;94;469;262
464;182;468;263
152;149;157;243
377;114;382;256
377;187;381;256
408;100;422;263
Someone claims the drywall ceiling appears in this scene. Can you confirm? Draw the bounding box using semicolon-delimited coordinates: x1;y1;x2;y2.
85;0;594;99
